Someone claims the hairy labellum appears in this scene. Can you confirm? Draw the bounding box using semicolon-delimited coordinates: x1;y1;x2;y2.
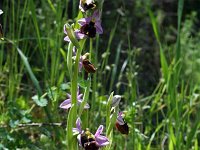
84;141;99;150
82;59;96;73
80;21;96;38
81;130;99;150
115;122;129;135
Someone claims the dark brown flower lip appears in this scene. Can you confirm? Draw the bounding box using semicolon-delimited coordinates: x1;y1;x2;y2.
115;122;129;135
80;22;96;38
84;141;99;150
82;59;97;73
81;130;99;150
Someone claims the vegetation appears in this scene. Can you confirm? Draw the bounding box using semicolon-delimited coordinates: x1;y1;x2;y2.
0;0;200;149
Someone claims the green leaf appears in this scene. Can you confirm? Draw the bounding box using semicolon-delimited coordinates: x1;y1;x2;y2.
106;92;114;132
60;83;71;90
32;95;48;107
148;8;168;82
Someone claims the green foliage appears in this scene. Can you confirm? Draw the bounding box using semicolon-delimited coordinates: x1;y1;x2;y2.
1;0;200;149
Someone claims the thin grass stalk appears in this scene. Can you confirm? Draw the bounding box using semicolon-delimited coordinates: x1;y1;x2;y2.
109;41;122;93
175;0;184;62
100;16;119;73
148;8;169;83
106;92;114;130
79;78;91;116
47;0;56;14
79;78;91;129
29;0;45;61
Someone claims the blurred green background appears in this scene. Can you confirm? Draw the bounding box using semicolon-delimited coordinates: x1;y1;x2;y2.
1;0;200;149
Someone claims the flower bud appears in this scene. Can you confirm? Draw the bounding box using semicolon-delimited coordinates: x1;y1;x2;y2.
111;95;121;107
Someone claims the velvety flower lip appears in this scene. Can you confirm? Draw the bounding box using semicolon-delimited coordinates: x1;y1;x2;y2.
117;112;125;125
78;10;103;37
63;24;87;42
73;118;109;149
59;88;90;109
94;125;109;147
116;112;129;135
79;0;96;12
82;59;97;73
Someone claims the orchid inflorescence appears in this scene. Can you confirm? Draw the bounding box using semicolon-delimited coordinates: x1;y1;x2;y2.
61;0;129;149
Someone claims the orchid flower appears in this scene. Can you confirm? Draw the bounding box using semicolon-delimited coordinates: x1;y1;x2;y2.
115;112;129;135
79;0;96;12
72;47;93;73
63;24;87;42
78;10;103;38
59;87;90;110
116;112;125;125
73;118;109;150
72;47;96;74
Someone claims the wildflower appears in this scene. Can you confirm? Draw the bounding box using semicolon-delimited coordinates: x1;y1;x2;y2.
79;0;96;12
78;10;103;38
72;47;96;73
63;24;87;42
115;112;129;135
73;118;109;150
111;95;121;107
82;59;96;73
59;88;90;109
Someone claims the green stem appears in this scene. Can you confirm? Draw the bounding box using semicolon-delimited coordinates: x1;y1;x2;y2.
66;39;85;150
89;38;93;60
